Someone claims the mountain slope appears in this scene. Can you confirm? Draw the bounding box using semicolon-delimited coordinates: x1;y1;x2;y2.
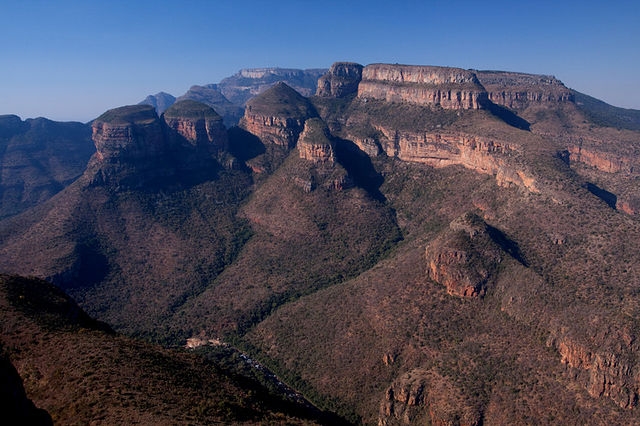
0;115;93;219
0;274;336;425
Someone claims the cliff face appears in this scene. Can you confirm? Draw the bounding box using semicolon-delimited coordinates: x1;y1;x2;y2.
163;100;228;152
316;62;363;98
548;332;639;410
476;71;574;110
240;82;317;149
297;118;335;164
358;64;488;110
372;124;539;192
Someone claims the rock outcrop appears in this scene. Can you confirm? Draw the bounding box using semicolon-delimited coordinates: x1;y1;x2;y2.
241;82;318;149
163;100;228;152
548;332;639;410
476;71;574;110
297;118;335;164
316;62;363;98
380;369;482;426
358;64;488;110
425;213;505;298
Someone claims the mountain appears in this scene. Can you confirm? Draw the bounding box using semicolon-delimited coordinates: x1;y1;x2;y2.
2;62;640;425
138;91;176;115
218;67;328;106
175;84;244;127
0;274;336;424
0;115;93;219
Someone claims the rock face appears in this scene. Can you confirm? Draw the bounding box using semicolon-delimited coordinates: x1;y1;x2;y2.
476;71;574;110
425;213;504;298
358;64;488;110
240;82;317;148
163;100;228;152
297;118;335;164
316;62;363;98
92;105;167;163
373;125;539;192
138;92;176;115
548;332;640;410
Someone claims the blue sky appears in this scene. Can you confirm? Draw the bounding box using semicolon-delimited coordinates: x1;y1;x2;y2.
1;0;638;122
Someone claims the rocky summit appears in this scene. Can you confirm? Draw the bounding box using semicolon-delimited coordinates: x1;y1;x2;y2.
2;61;640;425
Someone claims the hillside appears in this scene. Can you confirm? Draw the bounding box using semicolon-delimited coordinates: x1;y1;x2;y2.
0;115;93;219
0;274;338;424
2;62;640;424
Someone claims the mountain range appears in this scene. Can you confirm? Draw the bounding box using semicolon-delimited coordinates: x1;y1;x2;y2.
2;61;640;425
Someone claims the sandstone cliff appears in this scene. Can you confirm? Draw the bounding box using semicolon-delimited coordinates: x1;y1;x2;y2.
358;64;488;110
476;71;574;110
297;118;335;164
240;82;318;149
372;124;539;193
316;62;363;98
163;100;228;153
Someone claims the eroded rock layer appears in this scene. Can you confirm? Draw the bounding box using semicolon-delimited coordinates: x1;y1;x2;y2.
358;64;488;110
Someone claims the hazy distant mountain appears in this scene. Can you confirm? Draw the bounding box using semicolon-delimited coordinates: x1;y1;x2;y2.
0;115;93;219
3;62;640;425
138;91;176;114
175;84;244;127
217;67;328;106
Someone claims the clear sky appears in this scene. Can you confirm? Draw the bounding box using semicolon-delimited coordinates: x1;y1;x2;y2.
1;0;638;122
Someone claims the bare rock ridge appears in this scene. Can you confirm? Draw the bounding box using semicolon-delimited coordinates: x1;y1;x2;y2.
358;64;488;110
240;82;318;149
316;62;363;98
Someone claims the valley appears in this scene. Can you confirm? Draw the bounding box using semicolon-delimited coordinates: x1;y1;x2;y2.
1;61;640;425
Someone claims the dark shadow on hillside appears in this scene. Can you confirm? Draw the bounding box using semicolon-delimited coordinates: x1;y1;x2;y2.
485;101;531;131
228;126;266;162
334;138;385;202
585;182;617;209
486;225;528;267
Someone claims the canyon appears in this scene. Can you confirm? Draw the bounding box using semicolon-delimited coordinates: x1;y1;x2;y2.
1;61;640;425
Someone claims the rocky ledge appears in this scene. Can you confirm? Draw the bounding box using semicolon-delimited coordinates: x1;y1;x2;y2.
358;64;488;110
297;118;335;164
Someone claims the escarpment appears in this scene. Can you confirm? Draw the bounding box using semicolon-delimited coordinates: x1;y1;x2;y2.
358;64;488;110
240;82;318;148
476;71;574;110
